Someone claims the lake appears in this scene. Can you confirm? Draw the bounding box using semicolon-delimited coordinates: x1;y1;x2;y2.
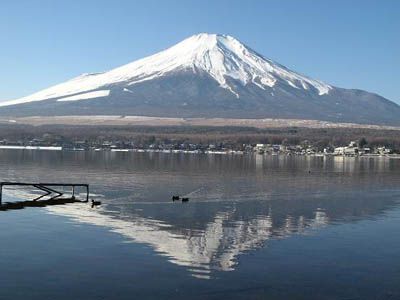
0;151;399;299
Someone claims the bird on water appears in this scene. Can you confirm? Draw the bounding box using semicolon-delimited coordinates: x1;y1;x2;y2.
91;199;102;207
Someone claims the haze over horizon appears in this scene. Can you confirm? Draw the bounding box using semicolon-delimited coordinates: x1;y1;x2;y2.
1;0;399;104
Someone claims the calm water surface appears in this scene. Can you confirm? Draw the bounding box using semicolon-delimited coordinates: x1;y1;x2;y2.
0;151;399;299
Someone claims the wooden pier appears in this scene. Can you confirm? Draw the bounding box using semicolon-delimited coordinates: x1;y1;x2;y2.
0;182;89;207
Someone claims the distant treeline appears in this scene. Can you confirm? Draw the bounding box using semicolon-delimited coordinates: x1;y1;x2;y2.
0;124;400;151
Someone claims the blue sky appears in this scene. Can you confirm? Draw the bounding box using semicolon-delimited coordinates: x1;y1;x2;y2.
1;0;399;103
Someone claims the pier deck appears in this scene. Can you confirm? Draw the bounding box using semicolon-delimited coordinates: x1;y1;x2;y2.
0;182;89;206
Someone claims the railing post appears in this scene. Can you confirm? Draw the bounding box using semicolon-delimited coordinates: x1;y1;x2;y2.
0;183;2;205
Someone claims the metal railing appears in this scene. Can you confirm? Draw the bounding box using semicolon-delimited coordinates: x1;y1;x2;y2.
0;182;89;205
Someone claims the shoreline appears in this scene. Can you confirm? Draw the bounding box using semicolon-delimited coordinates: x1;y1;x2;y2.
0;146;399;159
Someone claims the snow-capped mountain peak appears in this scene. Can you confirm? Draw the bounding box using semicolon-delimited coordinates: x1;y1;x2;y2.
108;33;332;97
2;33;398;126
0;33;331;107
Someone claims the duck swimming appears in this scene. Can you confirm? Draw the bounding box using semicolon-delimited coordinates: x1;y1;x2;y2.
91;199;102;207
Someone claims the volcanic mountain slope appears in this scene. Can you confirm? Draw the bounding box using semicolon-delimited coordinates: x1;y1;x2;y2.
1;33;399;125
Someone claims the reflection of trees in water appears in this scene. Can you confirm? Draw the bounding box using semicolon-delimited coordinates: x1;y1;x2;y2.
1;151;399;201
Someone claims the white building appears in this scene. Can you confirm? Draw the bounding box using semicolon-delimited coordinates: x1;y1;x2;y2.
334;141;359;156
377;147;392;155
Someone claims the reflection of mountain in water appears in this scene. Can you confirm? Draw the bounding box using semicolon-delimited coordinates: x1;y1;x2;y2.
1;151;399;278
46;190;399;279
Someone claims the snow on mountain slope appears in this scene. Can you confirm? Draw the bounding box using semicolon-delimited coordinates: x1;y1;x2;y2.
0;33;332;107
57;90;110;102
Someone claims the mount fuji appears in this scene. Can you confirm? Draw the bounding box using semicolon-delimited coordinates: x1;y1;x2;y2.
1;33;399;125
